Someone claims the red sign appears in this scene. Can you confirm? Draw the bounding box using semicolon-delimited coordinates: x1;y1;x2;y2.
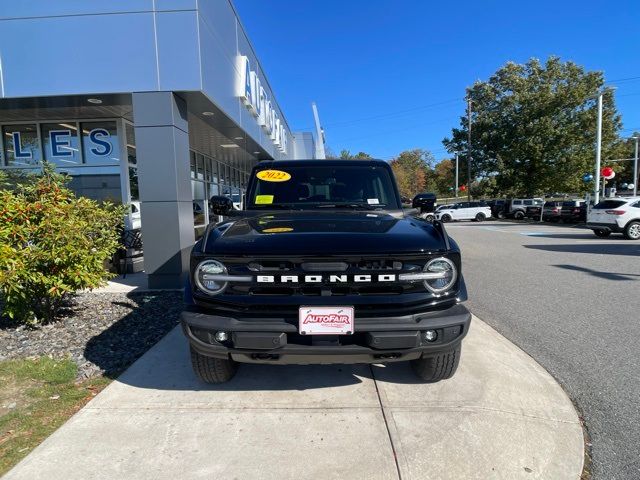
601;167;615;179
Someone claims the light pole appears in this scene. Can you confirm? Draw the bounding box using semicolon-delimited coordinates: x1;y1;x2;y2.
467;98;472;202
633;136;639;196
594;91;603;204
593;87;617;204
454;151;459;198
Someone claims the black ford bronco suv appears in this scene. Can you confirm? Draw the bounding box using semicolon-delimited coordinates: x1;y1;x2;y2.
181;160;471;383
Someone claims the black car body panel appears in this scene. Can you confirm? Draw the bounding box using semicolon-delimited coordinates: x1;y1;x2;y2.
525;205;542;219
412;193;437;213
182;160;471;365
203;211;447;256
560;200;587;223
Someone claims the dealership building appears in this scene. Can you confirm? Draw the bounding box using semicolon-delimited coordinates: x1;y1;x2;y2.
0;0;321;288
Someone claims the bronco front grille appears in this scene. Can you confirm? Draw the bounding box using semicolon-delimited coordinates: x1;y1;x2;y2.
218;256;424;297
191;253;461;317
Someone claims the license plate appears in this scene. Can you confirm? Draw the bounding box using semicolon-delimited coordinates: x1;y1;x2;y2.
299;306;354;335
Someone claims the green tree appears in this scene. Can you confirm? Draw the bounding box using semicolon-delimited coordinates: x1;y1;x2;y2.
433;159;456;195
338;149;373;160
0;165;124;324
389;149;435;198
339;149;352;159
443;57;623;196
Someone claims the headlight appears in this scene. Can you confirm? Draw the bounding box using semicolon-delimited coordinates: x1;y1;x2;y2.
423;257;457;294
194;259;228;295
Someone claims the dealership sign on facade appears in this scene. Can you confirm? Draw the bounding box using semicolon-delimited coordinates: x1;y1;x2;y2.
1;121;118;167
237;55;288;154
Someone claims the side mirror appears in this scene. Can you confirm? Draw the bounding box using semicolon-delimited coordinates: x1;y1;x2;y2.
209;196;234;216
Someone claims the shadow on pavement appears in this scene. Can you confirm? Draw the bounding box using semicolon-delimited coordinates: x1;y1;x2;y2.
553;264;640;281
82;294;431;391
522;233;619;240
525;243;640;256
111;326;432;392
478;220;586;228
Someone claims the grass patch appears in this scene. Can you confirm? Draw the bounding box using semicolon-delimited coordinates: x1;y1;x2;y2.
0;357;110;476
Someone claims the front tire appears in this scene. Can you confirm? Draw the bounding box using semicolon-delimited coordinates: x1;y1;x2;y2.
190;347;238;384
593;229;611;238
514;211;525;220
475;212;486;222
410;346;461;382
624;221;640;240
441;214;452;223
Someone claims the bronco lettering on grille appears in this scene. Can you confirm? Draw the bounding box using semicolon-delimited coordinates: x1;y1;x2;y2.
256;274;396;283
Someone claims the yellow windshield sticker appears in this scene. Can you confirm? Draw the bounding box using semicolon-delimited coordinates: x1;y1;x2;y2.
263;227;293;233
255;195;274;204
257;169;291;182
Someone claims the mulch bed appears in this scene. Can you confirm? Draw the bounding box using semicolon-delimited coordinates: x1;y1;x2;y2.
0;292;183;380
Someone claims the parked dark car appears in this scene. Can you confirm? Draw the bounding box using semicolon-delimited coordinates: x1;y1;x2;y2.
525;205;542;219
412;193;437;212
412;192;438;221
542;201;563;222
560;200;587;223
487;199;507;219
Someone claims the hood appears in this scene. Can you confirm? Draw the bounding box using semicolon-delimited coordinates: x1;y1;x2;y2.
203;211;448;256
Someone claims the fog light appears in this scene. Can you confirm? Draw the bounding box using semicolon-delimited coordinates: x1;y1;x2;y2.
214;331;229;342
424;330;437;342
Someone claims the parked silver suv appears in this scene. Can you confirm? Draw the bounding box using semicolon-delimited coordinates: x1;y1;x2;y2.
509;198;544;220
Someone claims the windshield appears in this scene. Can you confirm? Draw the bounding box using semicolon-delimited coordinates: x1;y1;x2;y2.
247;165;400;209
593;200;626;209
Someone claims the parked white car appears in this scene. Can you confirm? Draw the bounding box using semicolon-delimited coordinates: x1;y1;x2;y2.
587;197;640;240
436;204;454;212
435;201;492;222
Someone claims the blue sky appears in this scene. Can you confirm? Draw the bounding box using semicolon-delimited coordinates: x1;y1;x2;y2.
235;0;640;161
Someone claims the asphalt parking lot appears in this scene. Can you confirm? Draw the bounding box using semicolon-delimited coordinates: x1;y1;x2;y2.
447;220;640;480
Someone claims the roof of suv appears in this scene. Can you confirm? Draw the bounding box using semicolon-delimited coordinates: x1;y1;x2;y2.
255;159;389;168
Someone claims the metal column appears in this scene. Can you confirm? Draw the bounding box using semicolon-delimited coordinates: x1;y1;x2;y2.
132;92;194;289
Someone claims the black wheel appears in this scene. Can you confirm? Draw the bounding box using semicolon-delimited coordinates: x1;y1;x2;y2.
514;211;525;220
624;221;640;240
411;346;461;382
475;212;486;222
421;213;434;222
441;214;451;223
593;229;611;238
190;347;238;384
497;211;506;219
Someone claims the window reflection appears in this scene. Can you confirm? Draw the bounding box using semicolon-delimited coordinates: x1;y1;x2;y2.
81;121;119;165
3;124;41;166
41;123;81;166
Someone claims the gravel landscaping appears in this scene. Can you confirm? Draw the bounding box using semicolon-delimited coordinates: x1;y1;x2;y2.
0;291;183;380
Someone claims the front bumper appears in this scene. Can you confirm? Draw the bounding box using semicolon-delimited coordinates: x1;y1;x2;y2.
181;303;471;364
587;222;623;233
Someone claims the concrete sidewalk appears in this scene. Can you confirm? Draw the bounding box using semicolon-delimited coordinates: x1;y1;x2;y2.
4;317;584;480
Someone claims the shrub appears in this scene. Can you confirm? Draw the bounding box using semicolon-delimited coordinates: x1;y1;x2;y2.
0;165;124;324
